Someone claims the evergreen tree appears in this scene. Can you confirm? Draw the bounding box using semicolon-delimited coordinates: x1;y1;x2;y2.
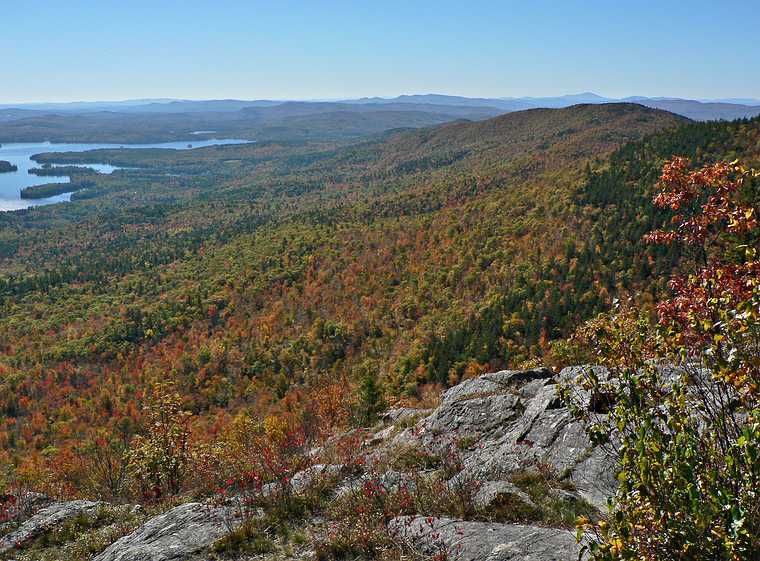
356;370;385;426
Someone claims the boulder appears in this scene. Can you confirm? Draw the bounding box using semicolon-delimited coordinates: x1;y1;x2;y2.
391;369;553;448
290;464;345;494
471;480;535;510
4;367;619;559
441;369;552;405
390;515;579;561
391;392;522;453
0;500;101;553
336;469;417;498
92;502;240;561
458;382;616;507
382;407;432;424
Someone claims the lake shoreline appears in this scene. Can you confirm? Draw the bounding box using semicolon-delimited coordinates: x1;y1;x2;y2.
0;139;252;211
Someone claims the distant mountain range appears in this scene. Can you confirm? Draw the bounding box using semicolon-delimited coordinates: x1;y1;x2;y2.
350;93;760;121
2;93;760;122
0;100;504;144
1;92;759;144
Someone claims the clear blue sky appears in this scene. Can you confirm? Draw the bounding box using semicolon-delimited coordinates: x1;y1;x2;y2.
3;0;759;103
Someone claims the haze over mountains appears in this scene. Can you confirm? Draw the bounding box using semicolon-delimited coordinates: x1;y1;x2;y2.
1;92;759;146
3;92;760;120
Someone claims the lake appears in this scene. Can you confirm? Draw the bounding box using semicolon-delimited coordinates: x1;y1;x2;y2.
0;139;251;211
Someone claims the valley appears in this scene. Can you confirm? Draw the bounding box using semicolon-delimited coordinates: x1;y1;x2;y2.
3;4;759;558
0;103;749;465
0;101;757;561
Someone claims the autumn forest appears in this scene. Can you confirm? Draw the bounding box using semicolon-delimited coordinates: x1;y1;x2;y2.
0;97;758;559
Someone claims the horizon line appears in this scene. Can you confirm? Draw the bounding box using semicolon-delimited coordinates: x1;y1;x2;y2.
2;92;760;107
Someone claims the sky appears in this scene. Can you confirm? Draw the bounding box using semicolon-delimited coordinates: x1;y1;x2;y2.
3;0;759;103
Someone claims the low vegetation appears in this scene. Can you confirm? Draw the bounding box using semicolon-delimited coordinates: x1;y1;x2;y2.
560;159;759;559
3;504;146;561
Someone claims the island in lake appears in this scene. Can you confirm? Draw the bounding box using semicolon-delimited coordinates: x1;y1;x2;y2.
28;165;98;177
0;160;18;173
20;179;95;199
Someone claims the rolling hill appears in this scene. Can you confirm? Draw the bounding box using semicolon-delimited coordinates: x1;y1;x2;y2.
357;93;760;121
0;104;683;475
0;103;759;499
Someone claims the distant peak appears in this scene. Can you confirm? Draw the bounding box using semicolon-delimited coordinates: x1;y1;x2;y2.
568;91;604;98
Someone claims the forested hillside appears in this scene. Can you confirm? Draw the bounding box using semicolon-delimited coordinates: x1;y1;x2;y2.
1;103;759;494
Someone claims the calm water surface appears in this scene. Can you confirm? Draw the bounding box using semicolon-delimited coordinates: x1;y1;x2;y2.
0;139;250;211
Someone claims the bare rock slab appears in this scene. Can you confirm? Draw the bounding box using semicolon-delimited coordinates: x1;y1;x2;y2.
390;515;579;561
92;502;239;561
0;499;100;553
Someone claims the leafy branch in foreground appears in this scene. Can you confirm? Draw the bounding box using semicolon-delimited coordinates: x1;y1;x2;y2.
561;158;760;560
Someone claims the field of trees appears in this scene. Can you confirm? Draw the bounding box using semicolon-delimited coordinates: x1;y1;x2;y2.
0;102;758;500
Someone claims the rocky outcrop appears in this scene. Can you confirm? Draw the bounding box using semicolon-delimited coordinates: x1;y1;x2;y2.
4;367;611;561
382;407;433;424
390;516;579;561
472;480;535;510
92;502;240;561
390;367;615;508
336;468;419;499
290;463;344;493
0;499;101;553
0;491;50;535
